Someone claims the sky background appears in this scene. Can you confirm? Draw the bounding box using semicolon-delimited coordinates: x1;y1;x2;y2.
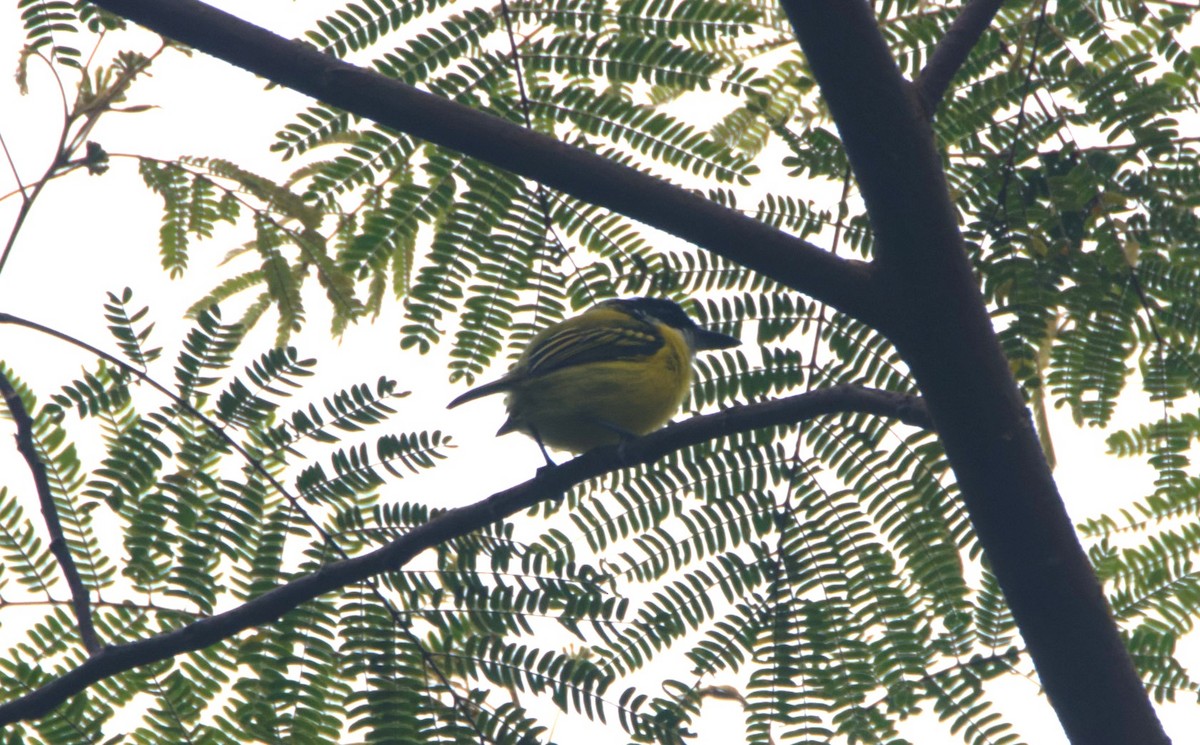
2;3;1196;742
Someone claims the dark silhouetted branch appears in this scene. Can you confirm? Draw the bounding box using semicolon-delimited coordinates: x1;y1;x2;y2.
779;1;1168;743
86;0;886;329
0;370;101;655
0;384;927;724
915;0;1006;113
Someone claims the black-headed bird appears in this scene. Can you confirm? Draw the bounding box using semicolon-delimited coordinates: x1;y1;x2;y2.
447;297;740;460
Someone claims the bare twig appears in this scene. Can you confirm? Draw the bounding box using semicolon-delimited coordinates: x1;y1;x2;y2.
0;45;162;278
0;130;28;202
0;312;334;539
0;371;102;655
0;104;70;277
0;52;70;277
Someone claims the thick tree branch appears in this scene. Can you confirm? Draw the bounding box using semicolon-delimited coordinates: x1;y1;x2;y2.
779;1;960;284
0;371;102;655
86;0;885;328
915;0;1006;113
0;384;928;724
780;1;1168;743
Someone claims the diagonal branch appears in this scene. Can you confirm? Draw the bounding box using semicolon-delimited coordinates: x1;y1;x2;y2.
914;0;1006;113
85;0;885;328
0;384;929;724
0;371;102;655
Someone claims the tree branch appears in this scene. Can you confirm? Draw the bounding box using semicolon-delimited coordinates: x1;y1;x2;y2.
914;0;1006;113
0;314;510;735
85;0;885;328
0;384;928;724
0;371;102;655
779;1;1169;743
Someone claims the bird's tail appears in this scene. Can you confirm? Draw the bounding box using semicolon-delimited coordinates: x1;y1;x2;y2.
446;377;511;409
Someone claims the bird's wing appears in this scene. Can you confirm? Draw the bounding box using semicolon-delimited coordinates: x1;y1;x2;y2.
524;313;663;377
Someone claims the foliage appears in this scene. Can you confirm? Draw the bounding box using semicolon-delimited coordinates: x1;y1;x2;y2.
4;0;1200;742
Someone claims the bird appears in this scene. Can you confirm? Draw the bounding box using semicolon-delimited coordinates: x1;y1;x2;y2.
447;297;740;460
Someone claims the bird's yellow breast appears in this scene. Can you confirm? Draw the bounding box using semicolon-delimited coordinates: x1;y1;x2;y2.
503;322;692;453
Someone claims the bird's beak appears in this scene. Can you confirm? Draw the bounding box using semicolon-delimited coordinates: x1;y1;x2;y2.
693;327;741;351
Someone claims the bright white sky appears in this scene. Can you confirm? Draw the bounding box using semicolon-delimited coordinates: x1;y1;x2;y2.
1;2;1196;742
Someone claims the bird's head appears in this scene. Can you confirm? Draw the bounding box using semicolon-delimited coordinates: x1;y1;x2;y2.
599;297;741;351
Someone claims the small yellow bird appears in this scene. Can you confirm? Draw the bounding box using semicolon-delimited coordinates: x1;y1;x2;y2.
447;297;740;458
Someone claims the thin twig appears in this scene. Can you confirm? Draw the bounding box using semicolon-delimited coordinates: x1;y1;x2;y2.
0;45;161;278
0;370;102;655
0;312;412;565
0;51;70;278
0;129;69;279
0;312;335;538
0;130;28;202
